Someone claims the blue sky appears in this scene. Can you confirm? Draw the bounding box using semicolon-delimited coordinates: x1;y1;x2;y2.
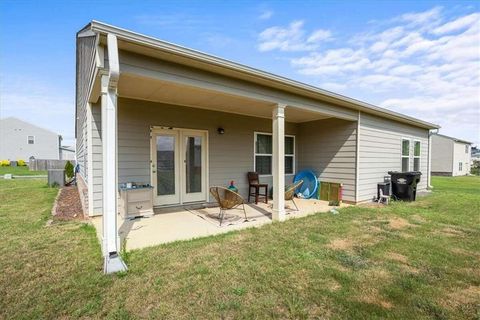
1;0;479;146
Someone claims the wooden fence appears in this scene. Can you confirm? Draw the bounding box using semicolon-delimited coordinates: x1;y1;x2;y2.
28;159;76;171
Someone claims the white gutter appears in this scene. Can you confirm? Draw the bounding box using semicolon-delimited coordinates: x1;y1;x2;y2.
355;111;361;202
428;129;439;189
85;20;440;130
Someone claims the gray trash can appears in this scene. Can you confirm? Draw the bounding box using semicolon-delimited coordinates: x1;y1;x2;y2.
48;169;65;187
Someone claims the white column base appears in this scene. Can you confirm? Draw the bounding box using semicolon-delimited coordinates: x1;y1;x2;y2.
272;208;286;222
104;253;127;274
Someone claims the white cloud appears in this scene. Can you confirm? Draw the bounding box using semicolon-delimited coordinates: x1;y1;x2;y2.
399;6;443;29
432;12;480;34
258;20;332;52
307;29;332;43
257;7;480;144
259;10;273;20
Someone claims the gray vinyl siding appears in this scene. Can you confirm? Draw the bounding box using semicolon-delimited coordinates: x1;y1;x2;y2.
358;113;429;202
119;97;298;196
90;97;300;214
431;135;453;174
90;103;103;213
75;34;97;181
297;118;357;202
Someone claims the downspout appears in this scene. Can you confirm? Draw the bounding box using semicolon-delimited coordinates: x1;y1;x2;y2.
428;129;438;189
102;33;127;274
355;111;361;203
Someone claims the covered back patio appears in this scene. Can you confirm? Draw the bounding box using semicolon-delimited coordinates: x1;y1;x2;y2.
90;33;358;272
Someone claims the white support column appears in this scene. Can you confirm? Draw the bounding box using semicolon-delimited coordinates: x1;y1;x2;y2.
272;104;286;221
101;34;126;274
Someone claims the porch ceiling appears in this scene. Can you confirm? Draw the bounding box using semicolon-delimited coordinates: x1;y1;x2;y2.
118;73;331;123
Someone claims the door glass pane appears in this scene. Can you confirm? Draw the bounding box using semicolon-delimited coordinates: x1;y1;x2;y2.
186;136;202;193
255;155;272;175
156;135;175;195
256;134;272;154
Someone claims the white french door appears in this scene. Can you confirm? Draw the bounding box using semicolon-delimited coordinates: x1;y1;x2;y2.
151;127;208;206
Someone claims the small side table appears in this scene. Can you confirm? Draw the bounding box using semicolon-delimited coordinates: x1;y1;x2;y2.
119;186;154;219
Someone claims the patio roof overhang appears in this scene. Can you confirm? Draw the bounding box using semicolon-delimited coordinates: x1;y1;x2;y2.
116;73;334;123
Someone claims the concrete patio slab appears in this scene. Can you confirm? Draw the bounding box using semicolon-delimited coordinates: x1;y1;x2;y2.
90;198;347;250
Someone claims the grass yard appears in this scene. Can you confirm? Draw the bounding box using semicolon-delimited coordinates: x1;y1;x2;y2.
0;166;47;176
0;177;479;319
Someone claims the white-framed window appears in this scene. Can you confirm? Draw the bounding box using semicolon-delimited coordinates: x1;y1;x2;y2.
254;132;295;175
401;139;410;172
465;145;469;154
413;140;421;171
27;135;35;145
459;162;463;171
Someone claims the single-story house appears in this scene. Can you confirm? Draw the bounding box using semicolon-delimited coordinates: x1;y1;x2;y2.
0;117;63;161
431;133;472;176
75;21;439;272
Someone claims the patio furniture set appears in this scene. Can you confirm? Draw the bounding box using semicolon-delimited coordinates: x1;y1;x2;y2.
209;172;304;226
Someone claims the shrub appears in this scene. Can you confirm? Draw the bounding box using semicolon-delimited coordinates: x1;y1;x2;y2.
17;159;26;166
471;159;480;176
65;161;74;179
0;160;10;166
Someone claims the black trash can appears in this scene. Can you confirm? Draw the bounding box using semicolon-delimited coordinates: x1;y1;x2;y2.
388;171;422;201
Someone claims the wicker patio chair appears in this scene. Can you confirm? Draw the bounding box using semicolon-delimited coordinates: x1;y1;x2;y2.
209;186;248;226
285;180;304;211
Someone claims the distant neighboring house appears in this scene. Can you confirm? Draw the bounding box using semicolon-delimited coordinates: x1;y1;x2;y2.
0;117;62;161
60;146;76;160
431;133;472;176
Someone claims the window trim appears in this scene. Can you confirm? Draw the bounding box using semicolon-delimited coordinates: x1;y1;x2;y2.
413;140;421;171
401;138;410;172
27;135;35;145
254;132;296;176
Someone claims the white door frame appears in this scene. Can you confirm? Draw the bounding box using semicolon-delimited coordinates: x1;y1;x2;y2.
150;128;181;206
150;126;209;206
181;129;208;203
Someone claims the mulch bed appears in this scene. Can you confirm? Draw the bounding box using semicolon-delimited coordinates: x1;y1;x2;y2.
53;186;85;221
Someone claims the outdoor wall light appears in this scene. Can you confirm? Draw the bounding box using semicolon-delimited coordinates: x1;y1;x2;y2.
217;127;225;135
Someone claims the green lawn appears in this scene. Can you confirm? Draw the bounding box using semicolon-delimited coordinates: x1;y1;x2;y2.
0;166;47;176
0;177;479;319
